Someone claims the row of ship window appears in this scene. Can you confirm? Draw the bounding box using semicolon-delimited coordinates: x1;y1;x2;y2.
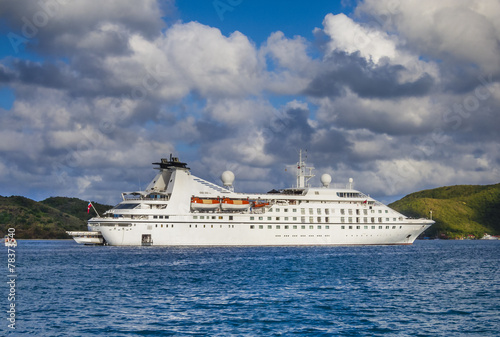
153;224;173;228
126;224;403;230
267;208;390;215
251;216;398;223
186;215;401;223
251;225;402;230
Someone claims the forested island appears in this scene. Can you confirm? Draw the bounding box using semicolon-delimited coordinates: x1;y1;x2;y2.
0;196;111;239
389;183;500;239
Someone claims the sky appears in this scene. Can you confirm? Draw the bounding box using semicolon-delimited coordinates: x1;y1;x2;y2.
0;0;499;205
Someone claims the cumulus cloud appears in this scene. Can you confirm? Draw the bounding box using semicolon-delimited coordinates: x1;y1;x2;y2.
2;0;166;56
314;90;439;135
260;31;318;94
357;0;500;74
157;22;264;98
322;13;398;64
305;52;435;99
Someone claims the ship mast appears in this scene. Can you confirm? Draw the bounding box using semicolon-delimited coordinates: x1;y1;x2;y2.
296;149;315;188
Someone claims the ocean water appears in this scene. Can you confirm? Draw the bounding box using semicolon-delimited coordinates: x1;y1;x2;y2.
2;240;499;336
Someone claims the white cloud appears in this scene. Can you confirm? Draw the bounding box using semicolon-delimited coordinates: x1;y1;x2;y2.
348;130;396;161
315;89;438;134
204;98;275;126
358;0;500;73
100;21;266;102
321;13;439;83
322;13;397;64
263;31;313;73
77;175;102;193
74;22;129;54
2;0;166;57
260;31;317;94
158;22;264;97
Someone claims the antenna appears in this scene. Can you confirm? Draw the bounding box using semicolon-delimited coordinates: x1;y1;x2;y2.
296;149;315;188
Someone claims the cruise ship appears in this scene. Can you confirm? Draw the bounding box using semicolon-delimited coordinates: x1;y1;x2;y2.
75;152;433;246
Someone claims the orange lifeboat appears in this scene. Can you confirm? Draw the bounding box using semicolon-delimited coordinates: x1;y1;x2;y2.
190;197;220;211
252;201;269;208
221;198;251;211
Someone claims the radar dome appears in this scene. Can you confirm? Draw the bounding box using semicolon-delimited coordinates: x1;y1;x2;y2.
221;171;235;186
348;177;354;189
320;174;332;187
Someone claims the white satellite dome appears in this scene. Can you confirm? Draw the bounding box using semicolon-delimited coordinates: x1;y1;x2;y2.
348;177;354;189
221;171;235;186
321;174;332;187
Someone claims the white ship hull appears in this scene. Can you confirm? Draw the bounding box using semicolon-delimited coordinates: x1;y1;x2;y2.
92;221;432;246
85;153;434;247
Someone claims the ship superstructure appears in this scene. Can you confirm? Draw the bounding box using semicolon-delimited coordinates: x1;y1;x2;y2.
77;152;433;246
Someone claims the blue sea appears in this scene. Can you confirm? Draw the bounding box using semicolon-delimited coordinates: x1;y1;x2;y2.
2;240;499;336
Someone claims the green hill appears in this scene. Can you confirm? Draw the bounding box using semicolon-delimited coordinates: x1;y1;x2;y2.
41;197;111;222
0;196;112;239
389;183;500;239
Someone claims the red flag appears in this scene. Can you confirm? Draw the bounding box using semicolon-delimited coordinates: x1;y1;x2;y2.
363;200;367;204
87;202;92;214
